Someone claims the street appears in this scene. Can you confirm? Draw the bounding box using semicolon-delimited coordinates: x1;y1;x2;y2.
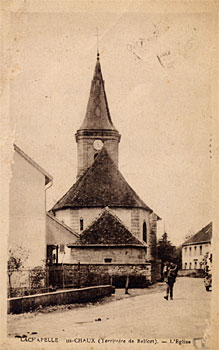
8;277;211;340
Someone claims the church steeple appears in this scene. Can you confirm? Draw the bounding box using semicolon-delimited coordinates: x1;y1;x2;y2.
75;55;121;179
79;53;117;131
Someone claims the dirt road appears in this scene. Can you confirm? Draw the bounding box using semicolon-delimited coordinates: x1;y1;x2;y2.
8;277;211;341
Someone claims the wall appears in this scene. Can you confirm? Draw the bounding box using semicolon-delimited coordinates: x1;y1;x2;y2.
48;263;152;289
55;207;156;261
68;246;147;264
76;134;119;178
182;242;211;270
8;285;114;314
9;150;46;268
178;269;205;277
148;213;158;261
56;207;151;243
56;207;133;235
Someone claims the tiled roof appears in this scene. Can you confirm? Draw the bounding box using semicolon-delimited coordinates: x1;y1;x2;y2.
182;222;212;245
79;55;117;131
52;147;153;212
72;208;144;246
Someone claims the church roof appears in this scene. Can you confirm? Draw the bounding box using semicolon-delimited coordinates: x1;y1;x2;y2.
79;55;117;131
52;147;153;212
182;222;212;246
68;208;145;246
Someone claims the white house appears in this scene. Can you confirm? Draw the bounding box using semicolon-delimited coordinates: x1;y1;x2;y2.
182;222;212;270
9;144;53;269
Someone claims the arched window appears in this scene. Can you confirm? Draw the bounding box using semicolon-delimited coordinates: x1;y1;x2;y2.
143;221;147;242
200;245;202;255
80;218;84;231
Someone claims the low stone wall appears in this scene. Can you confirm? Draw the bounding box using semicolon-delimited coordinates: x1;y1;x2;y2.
49;263;152;289
8;285;114;314
178;269;204;278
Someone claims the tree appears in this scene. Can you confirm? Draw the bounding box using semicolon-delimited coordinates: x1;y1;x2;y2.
157;233;182;270
7;245;29;296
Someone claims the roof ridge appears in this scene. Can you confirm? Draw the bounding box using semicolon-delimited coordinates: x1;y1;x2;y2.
50;165;91;211
103;206;140;236
114;165;153;212
80;206;133;237
183;222;212;245
51;147;110;211
77;208;145;246
51;147;155;212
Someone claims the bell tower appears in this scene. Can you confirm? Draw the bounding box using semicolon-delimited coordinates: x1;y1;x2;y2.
75;53;121;179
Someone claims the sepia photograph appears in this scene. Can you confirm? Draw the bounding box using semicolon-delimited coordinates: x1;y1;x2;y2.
1;1;218;349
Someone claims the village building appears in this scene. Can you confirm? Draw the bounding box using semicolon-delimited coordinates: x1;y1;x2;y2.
46;212;79;265
9;144;53;269
182;222;212;271
8;145;79;294
50;54;161;283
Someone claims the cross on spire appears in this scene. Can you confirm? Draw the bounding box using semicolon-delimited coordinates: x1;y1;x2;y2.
96;27;100;59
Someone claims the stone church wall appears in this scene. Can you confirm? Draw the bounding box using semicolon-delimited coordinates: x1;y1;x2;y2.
69;247;147;264
55;207;133;235
55;207;151;244
148;213;158;261
76;137;119;179
54;207;156;261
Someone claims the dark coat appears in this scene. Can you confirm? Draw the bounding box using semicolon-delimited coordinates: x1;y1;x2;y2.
165;264;177;284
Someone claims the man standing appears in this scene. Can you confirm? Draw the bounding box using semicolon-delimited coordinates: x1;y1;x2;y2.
164;262;177;300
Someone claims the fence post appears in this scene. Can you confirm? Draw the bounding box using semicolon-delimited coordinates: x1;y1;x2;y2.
45;266;49;292
109;275;113;286
77;261;80;288
125;275;129;294
28;269;31;296
62;264;65;289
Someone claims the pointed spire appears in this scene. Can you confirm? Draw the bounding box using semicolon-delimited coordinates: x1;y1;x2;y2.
79;55;117;131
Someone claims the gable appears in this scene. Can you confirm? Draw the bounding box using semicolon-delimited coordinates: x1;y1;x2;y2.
72;209;144;246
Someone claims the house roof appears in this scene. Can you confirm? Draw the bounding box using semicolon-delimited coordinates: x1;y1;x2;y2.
52;147;153;212
46;212;79;245
79;54;117;131
182;222;212;246
14;144;53;185
69;208;145;246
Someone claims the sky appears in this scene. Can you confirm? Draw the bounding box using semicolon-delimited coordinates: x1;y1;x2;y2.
9;2;216;245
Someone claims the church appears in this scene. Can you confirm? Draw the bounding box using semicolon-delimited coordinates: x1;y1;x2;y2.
49;53;161;283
